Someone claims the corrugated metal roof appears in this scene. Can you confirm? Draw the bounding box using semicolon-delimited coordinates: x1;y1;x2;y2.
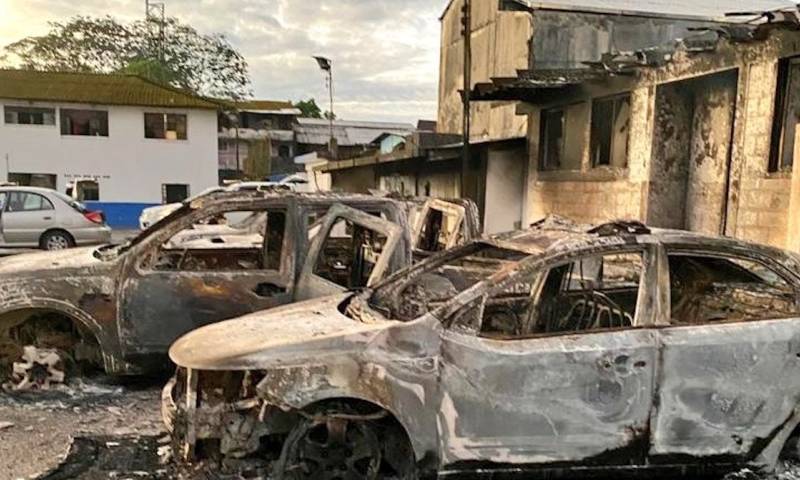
294;118;415;146
524;0;796;21
0;69;219;109
443;0;796;22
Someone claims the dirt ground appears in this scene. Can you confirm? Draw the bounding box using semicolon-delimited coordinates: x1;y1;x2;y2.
0;376;167;480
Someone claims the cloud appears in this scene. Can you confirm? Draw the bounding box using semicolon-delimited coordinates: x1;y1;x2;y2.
0;0;448;123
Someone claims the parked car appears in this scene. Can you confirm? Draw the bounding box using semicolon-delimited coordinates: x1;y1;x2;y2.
0;191;479;379
165;218;800;479
0;186;110;251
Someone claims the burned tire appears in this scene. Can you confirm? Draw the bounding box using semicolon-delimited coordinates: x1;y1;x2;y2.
40;230;75;251
273;407;417;480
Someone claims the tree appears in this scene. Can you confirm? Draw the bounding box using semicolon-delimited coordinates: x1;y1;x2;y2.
294;98;323;118
2;15;252;100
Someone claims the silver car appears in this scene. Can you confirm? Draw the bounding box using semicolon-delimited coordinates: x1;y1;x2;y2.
0;186;111;250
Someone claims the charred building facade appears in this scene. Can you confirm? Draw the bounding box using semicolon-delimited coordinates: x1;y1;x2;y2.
471;0;800;250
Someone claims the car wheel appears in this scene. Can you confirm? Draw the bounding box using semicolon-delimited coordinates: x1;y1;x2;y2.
274;415;382;480
41;231;74;251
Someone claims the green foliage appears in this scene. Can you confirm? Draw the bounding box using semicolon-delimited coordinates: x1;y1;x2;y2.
294;98;323;119
2;15;251;100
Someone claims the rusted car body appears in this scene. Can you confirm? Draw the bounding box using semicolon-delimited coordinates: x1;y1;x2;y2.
167;219;800;478
0;191;480;377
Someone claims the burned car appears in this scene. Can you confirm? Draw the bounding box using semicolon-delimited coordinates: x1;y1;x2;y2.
167;219;800;478
0;191;479;382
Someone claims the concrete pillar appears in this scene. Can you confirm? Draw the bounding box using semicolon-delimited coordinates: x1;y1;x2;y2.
785;128;800;252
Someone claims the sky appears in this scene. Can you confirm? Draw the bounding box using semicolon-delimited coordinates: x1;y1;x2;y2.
0;0;448;124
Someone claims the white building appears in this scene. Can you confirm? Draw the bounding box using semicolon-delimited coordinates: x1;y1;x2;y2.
0;69;219;227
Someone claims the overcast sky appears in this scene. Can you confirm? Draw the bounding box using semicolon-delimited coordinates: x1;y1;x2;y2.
0;0;447;124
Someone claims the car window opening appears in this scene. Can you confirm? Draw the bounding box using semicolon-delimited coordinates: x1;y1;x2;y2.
314;217;388;289
147;209;280;272
374;245;527;322
668;254;800;325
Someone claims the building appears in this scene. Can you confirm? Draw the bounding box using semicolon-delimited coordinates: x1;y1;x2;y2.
294;118;415;161
218;100;301;181
469;0;800;251
318;2;534;234
0;69;219;227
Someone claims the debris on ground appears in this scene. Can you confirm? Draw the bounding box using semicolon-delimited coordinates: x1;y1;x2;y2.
0;420;12;430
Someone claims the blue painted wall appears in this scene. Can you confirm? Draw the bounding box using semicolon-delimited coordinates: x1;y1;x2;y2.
85;202;158;229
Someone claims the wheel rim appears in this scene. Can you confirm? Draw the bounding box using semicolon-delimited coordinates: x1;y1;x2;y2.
289;417;381;480
46;235;69;250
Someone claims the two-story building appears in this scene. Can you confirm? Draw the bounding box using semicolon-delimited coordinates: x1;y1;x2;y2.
469;0;800;251
0;69;219;227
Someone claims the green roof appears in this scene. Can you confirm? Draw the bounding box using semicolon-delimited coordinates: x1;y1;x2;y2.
233;99;295;111
0;69;220;109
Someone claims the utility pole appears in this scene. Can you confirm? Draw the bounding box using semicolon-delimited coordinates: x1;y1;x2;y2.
461;0;472;194
313;56;336;160
145;0;166;61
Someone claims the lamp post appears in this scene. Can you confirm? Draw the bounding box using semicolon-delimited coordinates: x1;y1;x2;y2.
227;112;241;178
460;0;472;195
313;56;336;159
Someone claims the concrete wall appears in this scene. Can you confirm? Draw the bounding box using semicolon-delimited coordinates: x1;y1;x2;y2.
526;83;652;225
522;29;800;252
330;165;376;194
484;145;525;233
438;0;530;139
0;99;219;226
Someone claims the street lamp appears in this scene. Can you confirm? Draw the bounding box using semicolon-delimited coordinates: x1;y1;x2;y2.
313;55;336;159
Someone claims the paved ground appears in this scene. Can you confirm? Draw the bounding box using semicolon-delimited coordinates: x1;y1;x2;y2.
0;376;167;480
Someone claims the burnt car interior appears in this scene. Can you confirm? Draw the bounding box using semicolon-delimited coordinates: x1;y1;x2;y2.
147;209;287;272
668;253;800;325
313;216;388;289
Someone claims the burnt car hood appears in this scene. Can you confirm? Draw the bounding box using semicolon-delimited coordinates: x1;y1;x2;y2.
0;247;104;275
169;294;400;371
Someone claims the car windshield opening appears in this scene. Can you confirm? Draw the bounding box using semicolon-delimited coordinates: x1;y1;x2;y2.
368;244;528;322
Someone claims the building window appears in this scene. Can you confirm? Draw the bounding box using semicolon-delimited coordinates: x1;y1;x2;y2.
162;184;190;204
4;106;56;126
769;57;800;172
590;94;631;168
145;113;188;140
539;108;565;171
60;109;109;137
7;173;57;190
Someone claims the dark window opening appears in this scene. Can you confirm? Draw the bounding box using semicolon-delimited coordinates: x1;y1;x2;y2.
591;95;631;168
7;173;57;190
60;109;108;137
529;252;643;337
539;108;564;171
162;184;190;204
313;217;388;289
145;113;188;140
75;180;100;201
4;106;55;125
769;57;800;172
278;145;291;158
668;254;800;325
265;210;286;271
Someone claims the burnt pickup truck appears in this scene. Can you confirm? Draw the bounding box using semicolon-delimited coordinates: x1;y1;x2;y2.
0;191;479;378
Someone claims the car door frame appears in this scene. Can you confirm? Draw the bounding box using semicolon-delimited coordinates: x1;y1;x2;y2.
294;203;406;302
116;196;297;357
412;199;476;259
436;241;666;471
648;244;800;467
